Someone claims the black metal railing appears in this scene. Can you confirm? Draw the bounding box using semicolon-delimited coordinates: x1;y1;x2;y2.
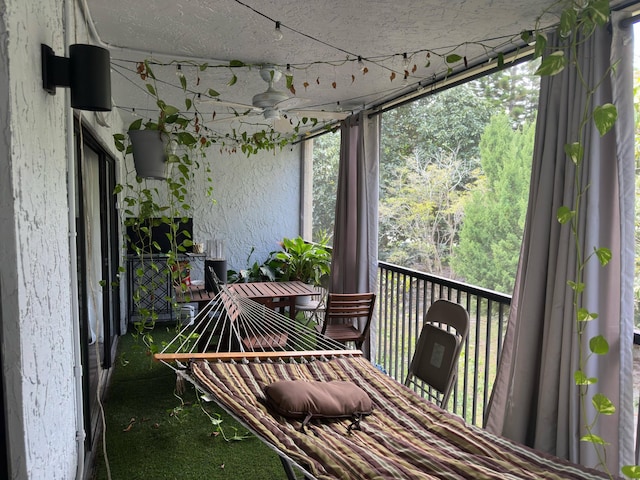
374;262;512;426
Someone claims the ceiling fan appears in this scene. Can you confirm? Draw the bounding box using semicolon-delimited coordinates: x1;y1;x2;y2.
204;64;351;131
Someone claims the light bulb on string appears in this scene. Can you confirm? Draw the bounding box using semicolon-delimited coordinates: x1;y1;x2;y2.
273;21;283;41
357;56;366;72
402;53;410;85
176;63;184;78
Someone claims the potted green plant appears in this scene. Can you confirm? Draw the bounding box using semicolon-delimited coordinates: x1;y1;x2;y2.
273;236;331;304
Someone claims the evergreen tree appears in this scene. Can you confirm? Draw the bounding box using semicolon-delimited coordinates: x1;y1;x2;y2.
451;114;534;293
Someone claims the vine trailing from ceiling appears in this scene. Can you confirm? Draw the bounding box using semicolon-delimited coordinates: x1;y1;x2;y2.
530;0;637;477
108;25;533;150
113;60;216;350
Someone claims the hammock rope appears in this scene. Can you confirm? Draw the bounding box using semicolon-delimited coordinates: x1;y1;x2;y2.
155;283;356;369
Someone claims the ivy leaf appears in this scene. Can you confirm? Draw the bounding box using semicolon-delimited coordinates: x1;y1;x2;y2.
179;74;187;91
185;98;192;110
144;60;156;79
164;114;179;124
558;8;577;38
162;104;180;116
580;433;607;445
145;83;156;96
556;206;574;224
567;280;585;293
621;465;640;478
208;89;220;97
594;247;611;266
535;51;566;76
592;393;616;415
520;30;532;44
199;63;209;71
128;118;143;131
589;335;609;355
176;132;197;146
533;33;547;59
577;308;597;322
445;54;462;64
229;60;245;67
593;103;617;136
496;53;504;68
113;134;126;152
574;370;592;385
286;75;294;90
228;74;238;86
586;0;611;26
564;142;583;165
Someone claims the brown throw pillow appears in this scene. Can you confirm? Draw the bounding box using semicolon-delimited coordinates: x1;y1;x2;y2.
264;380;373;420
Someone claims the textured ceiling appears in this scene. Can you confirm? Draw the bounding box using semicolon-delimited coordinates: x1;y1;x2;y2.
81;0;625;137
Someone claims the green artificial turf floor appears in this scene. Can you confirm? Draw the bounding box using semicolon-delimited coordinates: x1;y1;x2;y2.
90;326;290;480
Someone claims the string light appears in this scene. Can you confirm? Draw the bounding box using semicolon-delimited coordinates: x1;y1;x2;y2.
402;53;409;70
402;53;410;85
273;21;283;41
357;56;365;71
176;63;184;78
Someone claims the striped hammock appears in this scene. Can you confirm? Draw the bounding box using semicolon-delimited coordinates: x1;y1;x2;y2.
155;286;612;480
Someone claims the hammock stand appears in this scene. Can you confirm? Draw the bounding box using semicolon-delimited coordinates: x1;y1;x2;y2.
154;286;613;480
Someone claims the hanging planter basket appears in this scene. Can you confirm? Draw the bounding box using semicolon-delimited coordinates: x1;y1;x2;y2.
128;129;170;180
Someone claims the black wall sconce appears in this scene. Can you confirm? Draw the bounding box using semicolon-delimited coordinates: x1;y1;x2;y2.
41;43;111;112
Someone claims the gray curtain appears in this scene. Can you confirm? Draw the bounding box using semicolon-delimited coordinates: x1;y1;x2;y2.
485;15;634;474
330;110;380;356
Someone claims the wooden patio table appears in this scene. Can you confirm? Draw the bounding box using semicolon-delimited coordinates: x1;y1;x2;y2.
228;280;317;319
175;280;317;320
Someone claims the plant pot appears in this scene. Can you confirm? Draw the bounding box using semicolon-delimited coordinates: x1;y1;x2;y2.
128;129;169;180
295;289;313;307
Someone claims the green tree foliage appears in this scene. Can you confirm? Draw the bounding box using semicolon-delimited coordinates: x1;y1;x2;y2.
378;85;494;265
311;130;340;242
451;114;534;293
379;146;470;274
470;61;540;128
312;61;539;288
380;85;493;194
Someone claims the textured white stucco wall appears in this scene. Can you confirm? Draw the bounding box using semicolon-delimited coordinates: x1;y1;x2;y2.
120;141;302;276
192;145;301;271
0;0;97;478
1;0;300;477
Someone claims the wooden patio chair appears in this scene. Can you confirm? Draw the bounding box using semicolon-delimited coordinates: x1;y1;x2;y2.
316;292;376;349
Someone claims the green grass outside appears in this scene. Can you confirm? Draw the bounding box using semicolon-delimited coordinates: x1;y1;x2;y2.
90;326;289;480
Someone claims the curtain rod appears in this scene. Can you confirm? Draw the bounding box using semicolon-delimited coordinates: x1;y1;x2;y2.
620;12;640;27
297;45;532;142
292;125;340;145
368;46;533;118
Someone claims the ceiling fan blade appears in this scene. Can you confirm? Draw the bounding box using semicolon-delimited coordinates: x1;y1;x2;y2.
203;111;261;124
199;97;260;111
272;116;296;133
